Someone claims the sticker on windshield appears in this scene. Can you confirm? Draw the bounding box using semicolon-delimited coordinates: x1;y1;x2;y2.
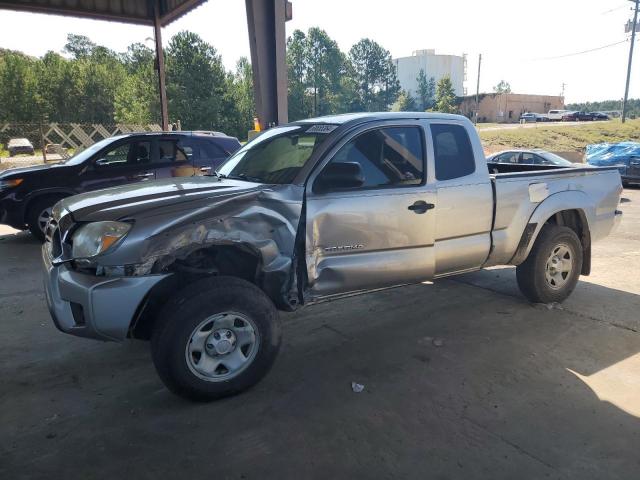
306;124;338;134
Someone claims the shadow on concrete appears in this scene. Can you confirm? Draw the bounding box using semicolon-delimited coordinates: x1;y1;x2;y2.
1;233;639;479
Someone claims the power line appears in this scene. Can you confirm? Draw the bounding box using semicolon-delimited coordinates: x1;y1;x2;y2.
601;3;629;14
531;38;629;61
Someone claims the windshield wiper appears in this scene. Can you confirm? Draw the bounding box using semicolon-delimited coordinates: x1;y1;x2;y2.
224;173;264;183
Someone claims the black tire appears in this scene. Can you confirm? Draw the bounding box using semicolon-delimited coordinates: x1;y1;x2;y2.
26;195;65;241
151;276;281;401
516;225;583;304
622;181;630;188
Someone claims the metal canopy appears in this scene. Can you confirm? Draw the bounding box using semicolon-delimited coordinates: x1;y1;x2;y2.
0;0;289;131
0;0;207;26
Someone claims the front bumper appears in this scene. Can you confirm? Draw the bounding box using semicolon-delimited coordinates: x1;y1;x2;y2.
42;244;169;341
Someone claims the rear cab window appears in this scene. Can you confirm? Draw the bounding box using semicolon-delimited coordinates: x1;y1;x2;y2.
430;124;475;181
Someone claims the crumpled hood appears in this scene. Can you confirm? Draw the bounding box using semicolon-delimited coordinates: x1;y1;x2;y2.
60;176;264;222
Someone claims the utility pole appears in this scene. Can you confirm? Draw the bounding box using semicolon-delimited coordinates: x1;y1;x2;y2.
622;0;639;123
561;82;566;99
475;53;482;125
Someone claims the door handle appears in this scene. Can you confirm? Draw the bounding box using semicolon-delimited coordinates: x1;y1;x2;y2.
134;172;155;179
408;200;435;214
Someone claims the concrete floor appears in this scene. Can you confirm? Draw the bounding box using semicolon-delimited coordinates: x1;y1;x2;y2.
1;189;639;480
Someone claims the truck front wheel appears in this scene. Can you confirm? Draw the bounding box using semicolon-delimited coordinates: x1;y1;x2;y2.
516;225;583;304
151;276;281;401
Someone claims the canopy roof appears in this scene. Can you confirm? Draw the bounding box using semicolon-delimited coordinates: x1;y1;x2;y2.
0;0;207;26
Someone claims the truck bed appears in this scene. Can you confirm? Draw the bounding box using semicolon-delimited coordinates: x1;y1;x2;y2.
484;162;622;268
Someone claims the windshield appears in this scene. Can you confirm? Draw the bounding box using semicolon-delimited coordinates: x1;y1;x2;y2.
217;125;333;184
62;136;122;166
538;151;573;166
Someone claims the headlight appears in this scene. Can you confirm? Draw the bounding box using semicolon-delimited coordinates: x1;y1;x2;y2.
0;178;23;191
71;221;131;258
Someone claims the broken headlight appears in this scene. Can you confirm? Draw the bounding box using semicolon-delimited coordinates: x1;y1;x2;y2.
71;221;131;259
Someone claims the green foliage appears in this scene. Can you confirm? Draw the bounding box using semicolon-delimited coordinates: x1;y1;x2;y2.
493;80;512;94
348;38;400;111
433;76;457;113
567;99;640;118
416;69;436;111
392;90;417;112
1;28;405;139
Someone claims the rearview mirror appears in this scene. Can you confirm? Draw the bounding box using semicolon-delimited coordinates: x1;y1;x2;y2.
314;162;364;193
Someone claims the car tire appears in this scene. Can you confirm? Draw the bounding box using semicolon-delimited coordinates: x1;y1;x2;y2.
151;276;281;401
26;195;65;241
516;225;583;304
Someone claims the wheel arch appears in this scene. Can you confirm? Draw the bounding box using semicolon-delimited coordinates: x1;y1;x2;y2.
130;242;293;340
23;188;76;222
511;191;594;275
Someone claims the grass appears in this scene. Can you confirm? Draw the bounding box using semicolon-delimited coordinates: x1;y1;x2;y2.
479;119;640;154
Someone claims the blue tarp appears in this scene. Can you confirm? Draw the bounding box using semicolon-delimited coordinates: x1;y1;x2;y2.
586;141;640;166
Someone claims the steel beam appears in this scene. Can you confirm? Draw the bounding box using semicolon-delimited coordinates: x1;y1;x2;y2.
153;1;169;131
245;0;290;128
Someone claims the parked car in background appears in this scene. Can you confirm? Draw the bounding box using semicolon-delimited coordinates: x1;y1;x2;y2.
586;141;640;187
548;109;571;121
590;112;610;121
7;138;35;156
0;131;241;240
519;113;537;123
536;113;550;122
487;149;577;167
562;111;594;122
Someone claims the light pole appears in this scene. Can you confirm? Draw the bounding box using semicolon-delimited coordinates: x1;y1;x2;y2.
622;0;639;123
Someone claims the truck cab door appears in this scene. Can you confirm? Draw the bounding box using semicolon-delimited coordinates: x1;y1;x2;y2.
428;122;494;276
304;122;436;299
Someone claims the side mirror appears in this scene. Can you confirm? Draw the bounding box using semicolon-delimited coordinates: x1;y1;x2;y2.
314;162;364;193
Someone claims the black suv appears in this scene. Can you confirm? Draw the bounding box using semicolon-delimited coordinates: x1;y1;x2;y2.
0;131;241;240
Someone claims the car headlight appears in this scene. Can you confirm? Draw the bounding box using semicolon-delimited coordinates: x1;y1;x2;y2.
71;221;131;259
0;178;24;191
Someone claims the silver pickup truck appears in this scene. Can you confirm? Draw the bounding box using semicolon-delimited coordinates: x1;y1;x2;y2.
42;112;623;400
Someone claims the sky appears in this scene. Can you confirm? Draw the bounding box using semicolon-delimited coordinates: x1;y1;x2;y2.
0;0;637;104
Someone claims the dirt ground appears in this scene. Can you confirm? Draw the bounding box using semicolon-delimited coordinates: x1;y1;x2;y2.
1;188;639;480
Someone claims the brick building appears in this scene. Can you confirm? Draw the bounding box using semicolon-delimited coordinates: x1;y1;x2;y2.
458;93;565;123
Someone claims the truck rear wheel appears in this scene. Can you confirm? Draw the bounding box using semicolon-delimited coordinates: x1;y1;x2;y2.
516;225;583;304
151;276;281;401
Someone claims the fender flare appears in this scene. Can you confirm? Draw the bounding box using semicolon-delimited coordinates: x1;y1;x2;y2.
510;190;595;272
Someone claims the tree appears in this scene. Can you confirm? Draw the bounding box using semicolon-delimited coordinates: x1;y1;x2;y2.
63;34;96;59
348;38;400;111
165;31;230;129
392;90;417;112
0;51;40;121
493;80;512;94
433;75;457;113
286;29;312;121
416;70;436;110
225;57;255;138
305;28;344;116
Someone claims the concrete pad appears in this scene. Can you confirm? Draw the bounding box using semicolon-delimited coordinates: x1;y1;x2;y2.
1;189;639;479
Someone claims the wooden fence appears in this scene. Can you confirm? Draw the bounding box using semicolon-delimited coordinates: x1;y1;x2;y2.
0;122;163;152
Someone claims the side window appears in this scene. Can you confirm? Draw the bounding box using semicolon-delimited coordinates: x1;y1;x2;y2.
495;152;518;164
431;124;475;181
325;127;424;189
199;140;226;159
96;141;151;167
155;139;194;164
521;153;538;164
